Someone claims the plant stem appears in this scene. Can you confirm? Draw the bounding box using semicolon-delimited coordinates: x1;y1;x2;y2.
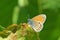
12;6;20;24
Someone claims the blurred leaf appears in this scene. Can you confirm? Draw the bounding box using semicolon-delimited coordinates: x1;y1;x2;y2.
0;25;5;31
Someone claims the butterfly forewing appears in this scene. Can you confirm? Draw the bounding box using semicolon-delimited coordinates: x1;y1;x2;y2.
32;14;46;24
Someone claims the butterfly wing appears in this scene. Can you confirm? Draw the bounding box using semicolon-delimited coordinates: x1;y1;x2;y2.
33;22;43;32
28;19;43;32
32;14;46;24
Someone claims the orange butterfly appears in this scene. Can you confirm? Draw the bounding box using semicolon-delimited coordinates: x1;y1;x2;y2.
28;14;46;32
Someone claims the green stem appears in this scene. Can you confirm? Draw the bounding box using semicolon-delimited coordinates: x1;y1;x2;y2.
12;6;20;24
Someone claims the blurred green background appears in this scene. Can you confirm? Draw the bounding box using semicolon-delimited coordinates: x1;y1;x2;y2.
0;0;60;40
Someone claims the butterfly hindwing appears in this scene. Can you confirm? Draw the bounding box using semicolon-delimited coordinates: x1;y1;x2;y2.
28;19;43;32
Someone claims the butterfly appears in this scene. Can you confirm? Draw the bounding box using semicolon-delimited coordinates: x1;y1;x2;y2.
28;14;46;32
